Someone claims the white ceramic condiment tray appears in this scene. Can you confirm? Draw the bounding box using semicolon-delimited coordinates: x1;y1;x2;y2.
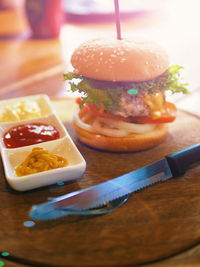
0;94;53;121
0;94;86;191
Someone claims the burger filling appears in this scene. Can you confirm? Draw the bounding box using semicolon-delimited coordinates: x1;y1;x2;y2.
110;91;155;118
64;65;188;137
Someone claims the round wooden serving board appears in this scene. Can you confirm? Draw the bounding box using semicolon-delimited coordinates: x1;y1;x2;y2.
0;110;200;267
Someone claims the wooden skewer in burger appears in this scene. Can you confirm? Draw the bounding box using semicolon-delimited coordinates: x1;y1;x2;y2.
64;1;188;152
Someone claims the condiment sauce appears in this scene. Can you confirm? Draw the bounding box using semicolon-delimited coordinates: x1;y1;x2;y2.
15;147;68;176
4;123;60;148
0;100;41;122
144;91;165;118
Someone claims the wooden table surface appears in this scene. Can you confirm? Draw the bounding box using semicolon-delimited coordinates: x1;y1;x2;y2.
0;2;200;266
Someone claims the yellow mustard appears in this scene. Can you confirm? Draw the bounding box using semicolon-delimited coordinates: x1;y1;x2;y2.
15;147;68;177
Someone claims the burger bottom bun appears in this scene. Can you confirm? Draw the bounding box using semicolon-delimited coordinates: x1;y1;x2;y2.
72;122;168;152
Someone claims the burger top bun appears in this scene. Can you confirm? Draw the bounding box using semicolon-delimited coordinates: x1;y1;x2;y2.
71;38;169;82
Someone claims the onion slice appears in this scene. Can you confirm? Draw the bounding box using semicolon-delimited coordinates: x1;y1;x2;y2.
74;111;156;137
92;119;128;137
98;117;155;134
73;111;94;132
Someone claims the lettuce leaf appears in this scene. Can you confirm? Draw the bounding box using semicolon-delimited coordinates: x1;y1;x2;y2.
64;73;123;110
63;65;189;110
132;65;189;94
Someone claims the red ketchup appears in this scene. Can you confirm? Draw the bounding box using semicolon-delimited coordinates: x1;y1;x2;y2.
25;0;63;38
4;123;60;148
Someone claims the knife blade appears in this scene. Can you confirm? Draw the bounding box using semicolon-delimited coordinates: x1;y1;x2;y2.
29;143;200;220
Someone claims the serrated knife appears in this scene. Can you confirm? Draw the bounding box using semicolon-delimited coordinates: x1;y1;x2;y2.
29;143;200;220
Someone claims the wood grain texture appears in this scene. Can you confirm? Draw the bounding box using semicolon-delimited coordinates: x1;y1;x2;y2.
0;109;199;267
0;4;200;266
0;258;22;267
147;244;200;267
0;9;28;36
0;70;66;100
0;39;64;90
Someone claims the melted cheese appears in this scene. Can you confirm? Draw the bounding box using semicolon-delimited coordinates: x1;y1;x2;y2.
144;91;165;118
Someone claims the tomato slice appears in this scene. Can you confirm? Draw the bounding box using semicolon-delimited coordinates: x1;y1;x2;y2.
78;98;177;124
76;97;83;105
84;103;132;122
132;102;177;124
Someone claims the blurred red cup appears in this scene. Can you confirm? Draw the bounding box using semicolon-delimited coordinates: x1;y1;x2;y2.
25;0;63;38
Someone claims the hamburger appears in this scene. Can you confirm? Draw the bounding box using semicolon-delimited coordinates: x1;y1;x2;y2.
64;38;188;152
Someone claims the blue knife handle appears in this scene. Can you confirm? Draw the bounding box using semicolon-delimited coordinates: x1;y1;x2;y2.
166;143;200;177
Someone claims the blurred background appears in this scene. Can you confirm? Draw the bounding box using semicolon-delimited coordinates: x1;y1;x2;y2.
0;0;199;109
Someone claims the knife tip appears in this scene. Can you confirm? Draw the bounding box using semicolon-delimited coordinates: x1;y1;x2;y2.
29;202;56;221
